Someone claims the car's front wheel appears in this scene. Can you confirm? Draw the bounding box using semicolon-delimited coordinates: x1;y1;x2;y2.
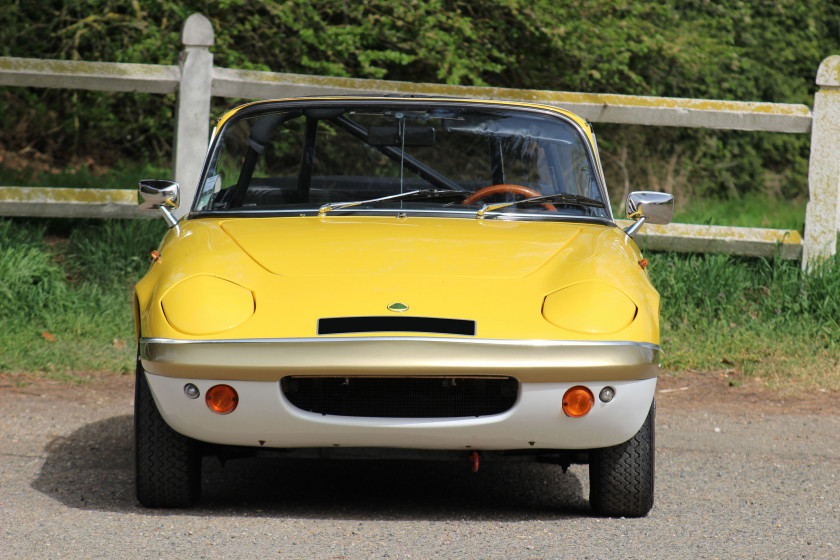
135;358;201;507
589;401;655;517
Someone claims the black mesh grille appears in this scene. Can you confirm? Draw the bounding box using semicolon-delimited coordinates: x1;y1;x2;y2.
281;376;518;418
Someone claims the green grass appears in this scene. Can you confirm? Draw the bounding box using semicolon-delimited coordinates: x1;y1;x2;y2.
651;250;840;392
0;217;167;377
672;193;807;231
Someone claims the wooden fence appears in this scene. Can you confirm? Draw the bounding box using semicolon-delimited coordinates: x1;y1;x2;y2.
2;13;837;265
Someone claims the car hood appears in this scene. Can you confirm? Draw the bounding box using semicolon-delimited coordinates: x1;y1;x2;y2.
219;216;586;278
137;215;658;343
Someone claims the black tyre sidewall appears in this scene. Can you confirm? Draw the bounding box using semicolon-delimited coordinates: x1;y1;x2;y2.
135;358;201;508
589;400;655;517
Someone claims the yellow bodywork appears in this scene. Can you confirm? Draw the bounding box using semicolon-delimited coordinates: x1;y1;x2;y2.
135;215;659;345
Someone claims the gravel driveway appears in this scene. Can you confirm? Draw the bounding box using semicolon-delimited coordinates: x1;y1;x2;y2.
1;372;838;559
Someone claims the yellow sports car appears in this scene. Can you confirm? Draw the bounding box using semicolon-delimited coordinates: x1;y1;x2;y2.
134;97;673;516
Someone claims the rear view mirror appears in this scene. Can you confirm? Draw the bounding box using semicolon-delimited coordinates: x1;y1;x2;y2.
139;179;180;210
626;191;673;224
138;179;180;227
624;191;674;237
368;126;436;147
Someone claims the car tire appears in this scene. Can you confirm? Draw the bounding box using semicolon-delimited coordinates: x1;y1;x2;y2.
135;358;201;508
589;401;655;517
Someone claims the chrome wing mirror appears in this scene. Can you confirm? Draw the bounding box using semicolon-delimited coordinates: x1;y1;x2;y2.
138;179;180;228
624;191;674;238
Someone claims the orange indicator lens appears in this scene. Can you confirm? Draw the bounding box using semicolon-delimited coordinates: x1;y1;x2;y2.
562;386;594;417
206;384;239;414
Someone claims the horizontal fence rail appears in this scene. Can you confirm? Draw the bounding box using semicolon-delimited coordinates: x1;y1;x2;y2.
614;221;803;260
211;67;813;133
1;55;810;131
0;187;144;219
1;12;837;266
0;56;180;94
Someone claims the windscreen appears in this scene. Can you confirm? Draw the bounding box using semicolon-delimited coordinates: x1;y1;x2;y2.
194;103;608;219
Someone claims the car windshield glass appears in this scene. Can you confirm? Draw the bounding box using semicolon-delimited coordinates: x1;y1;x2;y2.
194;102;609;219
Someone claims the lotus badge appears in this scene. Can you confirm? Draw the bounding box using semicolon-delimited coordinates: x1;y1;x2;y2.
387;302;409;313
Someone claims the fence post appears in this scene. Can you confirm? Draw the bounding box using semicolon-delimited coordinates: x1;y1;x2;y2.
172;13;214;219
803;55;840;267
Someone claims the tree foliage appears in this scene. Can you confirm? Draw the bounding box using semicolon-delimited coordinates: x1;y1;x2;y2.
1;0;839;202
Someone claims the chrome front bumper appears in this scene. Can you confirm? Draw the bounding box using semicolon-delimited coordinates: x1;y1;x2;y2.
139;336;660;384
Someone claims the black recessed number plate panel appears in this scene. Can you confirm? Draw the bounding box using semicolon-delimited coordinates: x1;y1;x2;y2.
317;316;476;336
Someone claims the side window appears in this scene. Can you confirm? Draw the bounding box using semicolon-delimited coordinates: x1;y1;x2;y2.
197;120;251;209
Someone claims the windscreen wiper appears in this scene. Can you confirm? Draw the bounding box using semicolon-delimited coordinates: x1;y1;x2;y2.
318;189;461;215
475;193;606;219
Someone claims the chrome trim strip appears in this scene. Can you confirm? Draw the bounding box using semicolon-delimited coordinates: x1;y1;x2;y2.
140;336;659;351
190;207;614;224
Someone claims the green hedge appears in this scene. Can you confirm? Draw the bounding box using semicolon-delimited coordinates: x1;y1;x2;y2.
2;1;840;205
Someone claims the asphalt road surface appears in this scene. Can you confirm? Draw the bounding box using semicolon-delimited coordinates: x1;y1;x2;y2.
1;372;838;559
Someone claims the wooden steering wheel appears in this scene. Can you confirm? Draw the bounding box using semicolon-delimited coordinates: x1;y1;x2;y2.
462;184;557;211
